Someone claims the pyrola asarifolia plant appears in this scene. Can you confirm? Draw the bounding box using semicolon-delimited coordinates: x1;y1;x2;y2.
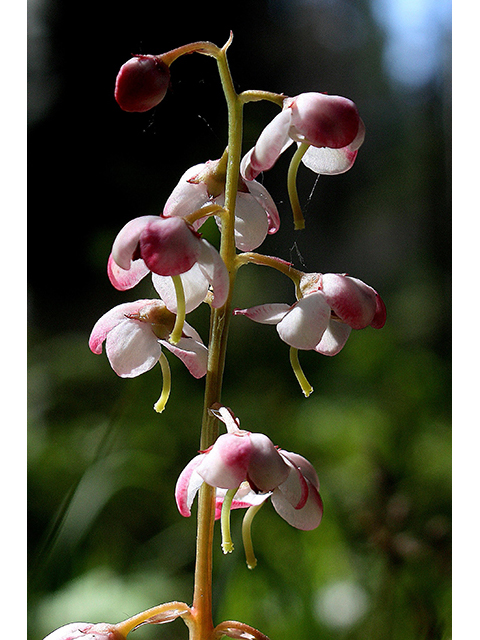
44;33;386;640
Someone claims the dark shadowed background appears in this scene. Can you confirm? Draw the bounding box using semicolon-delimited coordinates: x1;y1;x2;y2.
28;1;451;638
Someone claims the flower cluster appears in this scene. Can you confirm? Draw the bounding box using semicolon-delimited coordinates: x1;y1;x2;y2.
45;35;389;640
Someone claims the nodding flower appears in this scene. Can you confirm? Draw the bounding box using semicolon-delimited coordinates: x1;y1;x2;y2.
107;215;230;314
175;405;323;568
241;91;365;180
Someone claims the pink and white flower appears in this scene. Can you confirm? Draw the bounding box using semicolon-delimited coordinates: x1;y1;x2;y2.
241;92;365;180
43;622;124;640
234;272;386;356
163;158;280;251
107;215;229;311
89;299;208;379
175;405;323;532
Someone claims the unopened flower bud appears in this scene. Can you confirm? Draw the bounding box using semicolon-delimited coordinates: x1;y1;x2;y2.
115;55;170;112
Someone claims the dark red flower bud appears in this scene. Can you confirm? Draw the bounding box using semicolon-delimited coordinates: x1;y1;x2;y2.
115;55;170;112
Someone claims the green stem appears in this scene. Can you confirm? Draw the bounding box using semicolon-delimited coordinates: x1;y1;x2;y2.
169;275;186;345
190;38;244;640
114;601;192;637
290;347;314;397
153;352;171;413
220;488;237;554
242;504;264;570
239;89;285;107
160;40;224;67
235;252;303;289
287;141;310;230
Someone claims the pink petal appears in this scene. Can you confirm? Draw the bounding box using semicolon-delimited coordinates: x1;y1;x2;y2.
196;240;230;308
160;331;208;379
280;451;320;491
371;293;387;329
175;454;205;517
233;303;291;325
245;433;290;492
42;623;95;640
276;293;331;349
215;485;270;519
196;433;253;489
89;300;152;354
274;456;309;509
111;216;158;270
140;217;201;276
241;108;294;180
271;477;323;530
321;274;378;329
115;55;170;113
288;93;362;149
107;253;150;291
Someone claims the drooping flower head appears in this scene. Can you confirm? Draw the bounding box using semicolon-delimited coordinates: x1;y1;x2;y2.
163;154;280;251
234;271;386;396
89;299;208;379
115;54;171;112
235;272;386;357
175;405;323;567
107;215;229;312
89;299;208;412
241;92;365;180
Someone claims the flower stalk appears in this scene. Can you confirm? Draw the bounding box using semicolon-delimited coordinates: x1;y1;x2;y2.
49;30;386;640
287;142;310;230
190;36;245;640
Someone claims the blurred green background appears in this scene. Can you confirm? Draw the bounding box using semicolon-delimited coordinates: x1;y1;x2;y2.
28;0;451;638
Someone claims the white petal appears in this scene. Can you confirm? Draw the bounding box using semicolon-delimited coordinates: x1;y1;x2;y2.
106;318;161;377
231;191;270;251
274;457;309;509
246;179;281;234
175;454;205;517
301;144;358;175
107;254;150;291
271;477;323;530
163;164;211;219
89;299;153;354
196;240;230;308
152;265;209;313
276;293;331;349
233;303;291;325
241;109;294;179
315;320;352;356
161;333;208;379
